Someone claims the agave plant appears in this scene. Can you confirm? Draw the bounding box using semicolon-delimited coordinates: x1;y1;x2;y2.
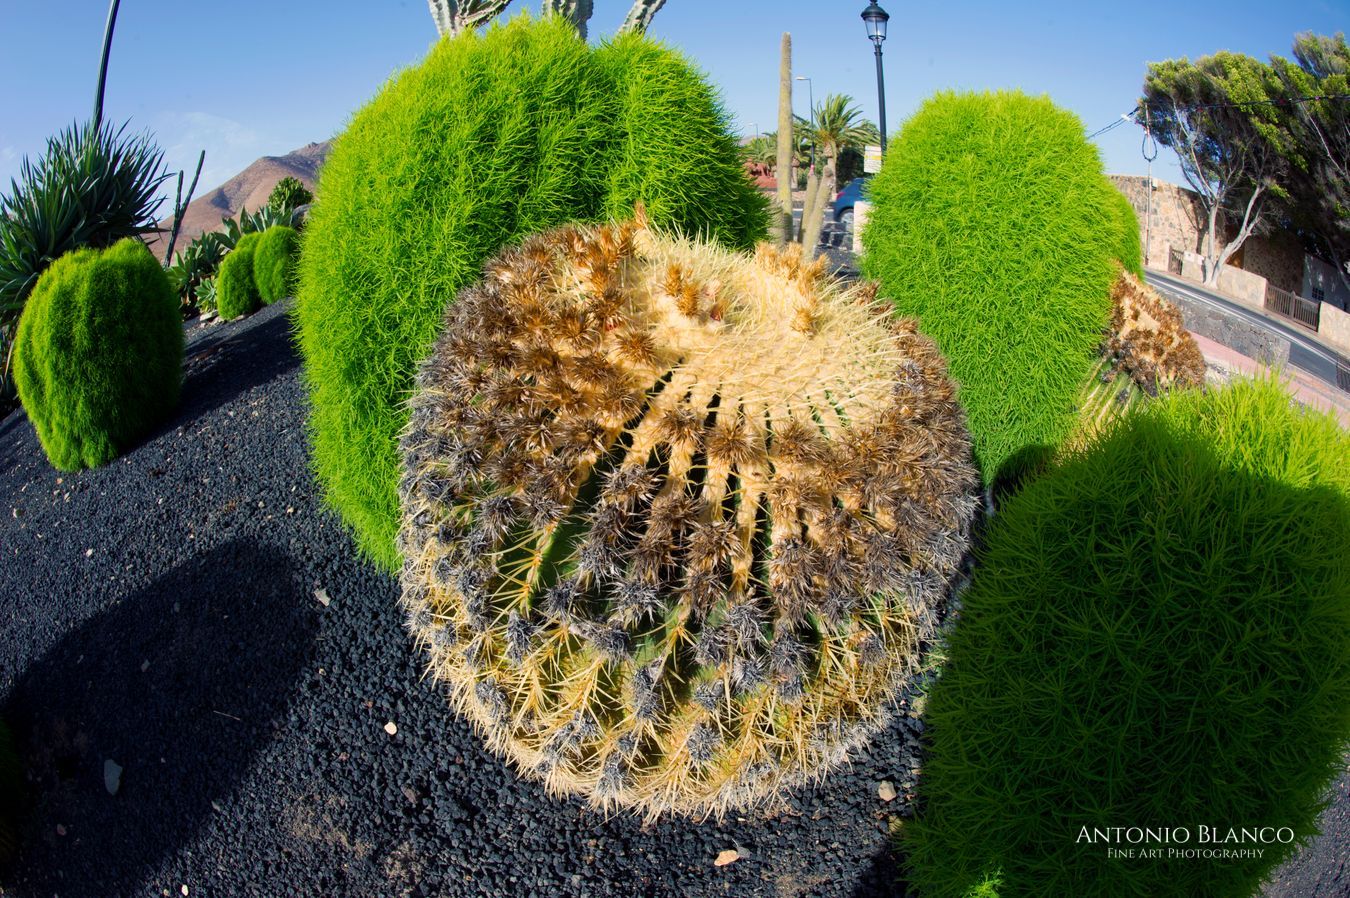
398;215;979;818
194;274;218;314
166;232;226;308
0;119;168;400
217;205;301;252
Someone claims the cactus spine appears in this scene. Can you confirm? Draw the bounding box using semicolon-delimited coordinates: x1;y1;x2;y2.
398;215;979;819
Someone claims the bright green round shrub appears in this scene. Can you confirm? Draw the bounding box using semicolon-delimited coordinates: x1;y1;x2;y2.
906;376;1350;898
13;239;182;471
217;232;262;319
860;90;1130;484
295;14;768;571
1109;186;1144;278
252;225;298;304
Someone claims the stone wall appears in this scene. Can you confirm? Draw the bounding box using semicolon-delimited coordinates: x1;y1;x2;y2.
1320;303;1350;355
1109;175;1303;292
1166;290;1291;367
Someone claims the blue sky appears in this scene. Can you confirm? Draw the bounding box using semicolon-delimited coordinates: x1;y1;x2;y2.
1;0;1346;202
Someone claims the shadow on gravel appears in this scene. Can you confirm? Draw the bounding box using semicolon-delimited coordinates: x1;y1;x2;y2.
0;406;31;476
174;308;300;427
852;844;911;898
1;539;317;896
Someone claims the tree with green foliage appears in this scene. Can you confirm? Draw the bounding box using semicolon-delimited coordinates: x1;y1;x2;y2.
1269;32;1350;293
296;15;767;571
1142;51;1290;286
267;176;312;215
796;94;878;254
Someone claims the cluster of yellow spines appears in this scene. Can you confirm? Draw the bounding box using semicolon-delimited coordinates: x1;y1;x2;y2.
397;213;979;818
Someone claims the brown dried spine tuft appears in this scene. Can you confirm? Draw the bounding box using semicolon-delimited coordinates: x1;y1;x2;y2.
1104;268;1206;392
398;217;979;820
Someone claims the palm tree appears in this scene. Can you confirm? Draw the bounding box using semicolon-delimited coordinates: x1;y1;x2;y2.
797;95;879;253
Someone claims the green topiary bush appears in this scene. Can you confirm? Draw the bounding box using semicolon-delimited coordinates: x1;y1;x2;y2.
860;90;1130;485
905;376;1350;898
217;232;262;320
13;239;182;470
296;14;769;571
1108;186;1144;278
593;33;768;250
252;225;298;304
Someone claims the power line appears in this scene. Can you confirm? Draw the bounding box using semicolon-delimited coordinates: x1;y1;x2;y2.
1086;94;1350;142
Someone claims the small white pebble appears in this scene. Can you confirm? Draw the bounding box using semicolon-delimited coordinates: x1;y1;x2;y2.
384;721;398;736
141;660;150;673
714;848;739;867
55;824;67;836
182;885;189;896
314;588;331;607
85;548;93;557
878;780;897;802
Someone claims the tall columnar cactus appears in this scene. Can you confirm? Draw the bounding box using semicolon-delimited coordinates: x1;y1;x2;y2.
775;32;794;246
398;216;979;818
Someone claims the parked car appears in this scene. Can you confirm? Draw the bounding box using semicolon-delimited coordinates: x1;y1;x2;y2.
833;176;871;232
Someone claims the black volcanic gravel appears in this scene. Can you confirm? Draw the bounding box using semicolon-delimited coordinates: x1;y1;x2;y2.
2;294;1346;898
0;299;925;898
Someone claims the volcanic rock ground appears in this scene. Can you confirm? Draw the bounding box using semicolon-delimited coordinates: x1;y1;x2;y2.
1;291;1346;898
0;299;925;898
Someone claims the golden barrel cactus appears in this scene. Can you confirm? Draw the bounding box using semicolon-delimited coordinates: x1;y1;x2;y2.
1104;269;1206;392
397;215;979;818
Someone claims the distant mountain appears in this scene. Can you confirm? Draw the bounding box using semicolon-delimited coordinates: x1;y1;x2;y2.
147;140;331;259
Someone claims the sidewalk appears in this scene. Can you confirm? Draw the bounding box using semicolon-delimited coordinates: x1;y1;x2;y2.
1193;332;1350;429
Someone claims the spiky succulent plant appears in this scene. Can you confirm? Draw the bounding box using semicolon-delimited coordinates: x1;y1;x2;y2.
397;216;979;818
1103;269;1206;393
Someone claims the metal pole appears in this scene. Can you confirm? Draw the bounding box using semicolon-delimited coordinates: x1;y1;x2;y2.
873;41;887;154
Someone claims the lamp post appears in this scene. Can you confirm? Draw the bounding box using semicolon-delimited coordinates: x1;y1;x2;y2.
795;75;815;174
860;1;889;154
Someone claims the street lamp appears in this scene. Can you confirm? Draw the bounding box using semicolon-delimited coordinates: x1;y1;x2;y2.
795;75;815;174
860;1;889;153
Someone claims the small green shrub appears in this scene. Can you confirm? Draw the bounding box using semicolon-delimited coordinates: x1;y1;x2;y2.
0;119;167;402
252;225;298;304
217;233;262;319
267;176;312;214
906;376;1350;898
296;14;769;571
860;90;1127;484
13;239;182;470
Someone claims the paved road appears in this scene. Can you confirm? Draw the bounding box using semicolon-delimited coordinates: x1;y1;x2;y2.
1145;269;1345;387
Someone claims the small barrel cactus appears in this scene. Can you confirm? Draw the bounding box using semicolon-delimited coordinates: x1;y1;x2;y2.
398;216;979;818
1104;269;1206;392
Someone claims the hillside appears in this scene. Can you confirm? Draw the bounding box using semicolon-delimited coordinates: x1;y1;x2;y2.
147;141;330;259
